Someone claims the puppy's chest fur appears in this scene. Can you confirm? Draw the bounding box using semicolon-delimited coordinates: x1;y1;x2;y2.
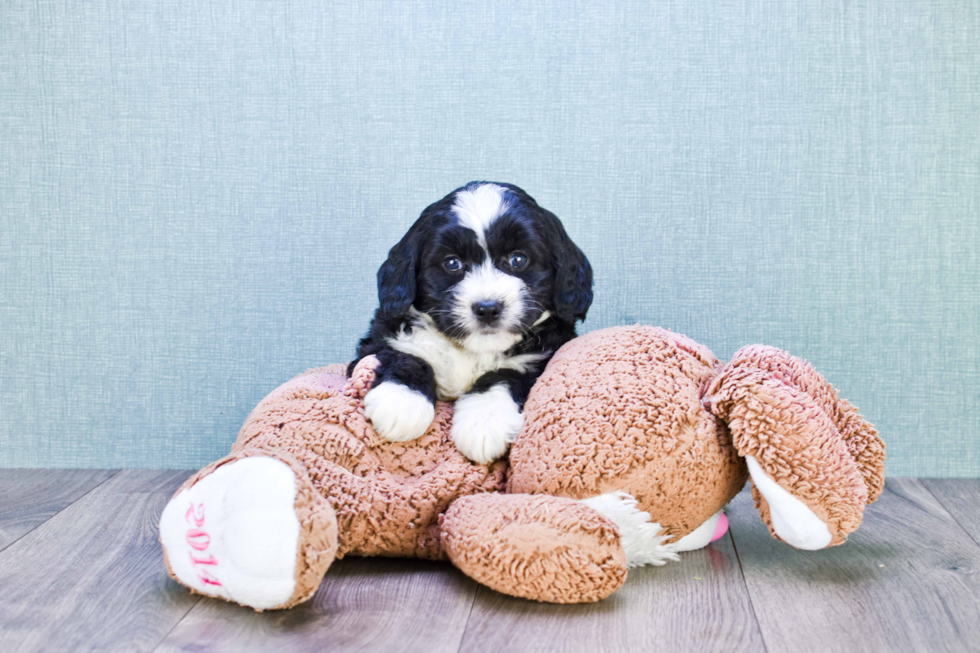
387;316;545;401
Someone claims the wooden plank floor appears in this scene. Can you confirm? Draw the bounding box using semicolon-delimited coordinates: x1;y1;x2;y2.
0;472;977;652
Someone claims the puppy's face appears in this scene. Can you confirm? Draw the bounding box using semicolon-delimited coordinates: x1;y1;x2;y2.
415;184;555;353
377;182;592;353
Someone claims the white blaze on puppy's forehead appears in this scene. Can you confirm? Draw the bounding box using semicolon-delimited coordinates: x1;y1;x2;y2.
451;183;510;248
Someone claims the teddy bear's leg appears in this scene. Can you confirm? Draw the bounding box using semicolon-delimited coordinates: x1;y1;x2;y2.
440;493;631;603
704;346;885;549
159;449;338;611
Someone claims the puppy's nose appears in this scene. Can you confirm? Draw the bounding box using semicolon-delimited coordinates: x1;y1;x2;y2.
472;300;503;325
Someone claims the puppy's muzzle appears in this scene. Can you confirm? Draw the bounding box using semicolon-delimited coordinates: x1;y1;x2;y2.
472;300;504;326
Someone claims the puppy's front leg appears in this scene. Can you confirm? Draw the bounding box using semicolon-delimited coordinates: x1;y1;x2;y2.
451;369;538;465
364;349;437;442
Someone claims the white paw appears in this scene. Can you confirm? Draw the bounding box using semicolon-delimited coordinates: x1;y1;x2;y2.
451;385;525;464
158;456;301;610
364;381;435;442
746;455;833;550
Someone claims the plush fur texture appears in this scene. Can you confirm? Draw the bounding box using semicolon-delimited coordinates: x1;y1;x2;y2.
440;493;628;603
350;182;592;463
509;325;749;540
233;360;507;560
161;326;885;610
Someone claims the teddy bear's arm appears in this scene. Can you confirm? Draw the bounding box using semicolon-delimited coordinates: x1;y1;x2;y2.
440;493;628;603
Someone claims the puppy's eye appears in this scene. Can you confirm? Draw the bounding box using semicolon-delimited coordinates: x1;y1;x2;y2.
443;256;463;272
508;252;529;270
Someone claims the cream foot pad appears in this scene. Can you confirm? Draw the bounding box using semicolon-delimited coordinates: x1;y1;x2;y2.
160;456;308;610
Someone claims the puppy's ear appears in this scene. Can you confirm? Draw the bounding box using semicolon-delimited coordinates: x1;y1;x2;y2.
377;225;423;320
545;210;593;324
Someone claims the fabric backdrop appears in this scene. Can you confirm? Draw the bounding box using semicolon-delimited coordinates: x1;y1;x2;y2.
1;0;977;475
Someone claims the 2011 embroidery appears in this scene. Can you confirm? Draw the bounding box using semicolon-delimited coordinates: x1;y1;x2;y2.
185;502;222;587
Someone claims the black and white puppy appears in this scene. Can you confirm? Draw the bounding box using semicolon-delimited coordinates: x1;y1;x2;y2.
348;182;592;464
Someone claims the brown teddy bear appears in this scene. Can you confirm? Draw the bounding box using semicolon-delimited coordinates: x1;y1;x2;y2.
159;325;884;609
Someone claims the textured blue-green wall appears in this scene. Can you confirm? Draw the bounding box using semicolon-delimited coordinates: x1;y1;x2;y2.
1;1;977;474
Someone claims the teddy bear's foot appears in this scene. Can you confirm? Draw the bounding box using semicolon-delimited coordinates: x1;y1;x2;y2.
159;450;338;611
705;345;886;549
441;493;629;603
